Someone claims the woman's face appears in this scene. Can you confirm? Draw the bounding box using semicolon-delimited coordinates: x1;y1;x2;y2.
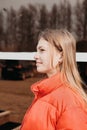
34;38;62;77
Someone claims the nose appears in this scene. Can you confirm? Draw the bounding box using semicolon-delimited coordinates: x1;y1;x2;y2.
34;52;39;60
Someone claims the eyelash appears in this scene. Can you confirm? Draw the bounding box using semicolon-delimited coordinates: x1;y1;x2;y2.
37;48;45;52
40;49;45;51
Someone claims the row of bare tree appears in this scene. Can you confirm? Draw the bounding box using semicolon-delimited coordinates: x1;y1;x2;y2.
0;0;87;52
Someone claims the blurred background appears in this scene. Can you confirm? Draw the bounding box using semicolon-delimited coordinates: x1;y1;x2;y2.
0;0;87;52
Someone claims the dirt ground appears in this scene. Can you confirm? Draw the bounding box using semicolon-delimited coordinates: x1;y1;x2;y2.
0;77;41;124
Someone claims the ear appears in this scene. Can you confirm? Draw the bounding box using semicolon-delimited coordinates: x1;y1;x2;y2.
53;51;63;68
58;52;63;64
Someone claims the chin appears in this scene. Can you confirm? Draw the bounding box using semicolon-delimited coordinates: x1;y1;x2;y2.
37;70;44;73
37;68;46;74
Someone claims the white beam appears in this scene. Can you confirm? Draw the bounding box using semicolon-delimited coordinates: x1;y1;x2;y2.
76;52;87;62
0;52;36;60
0;52;87;62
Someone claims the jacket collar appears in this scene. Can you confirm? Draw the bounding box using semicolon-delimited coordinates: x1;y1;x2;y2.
31;72;66;98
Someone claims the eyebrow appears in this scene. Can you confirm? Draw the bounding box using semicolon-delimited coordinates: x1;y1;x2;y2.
37;46;44;50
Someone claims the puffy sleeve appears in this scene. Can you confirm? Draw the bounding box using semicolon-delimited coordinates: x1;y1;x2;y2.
56;107;87;130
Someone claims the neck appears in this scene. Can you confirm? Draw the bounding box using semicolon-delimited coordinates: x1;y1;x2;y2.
47;69;60;77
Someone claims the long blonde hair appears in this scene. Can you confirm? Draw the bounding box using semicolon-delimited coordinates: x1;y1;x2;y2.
39;29;87;104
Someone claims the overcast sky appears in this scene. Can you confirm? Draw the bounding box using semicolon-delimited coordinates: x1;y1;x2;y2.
0;0;84;10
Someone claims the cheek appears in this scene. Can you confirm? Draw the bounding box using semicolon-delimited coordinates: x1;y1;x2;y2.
40;53;51;65
44;60;51;68
42;57;52;70
43;55;52;67
36;58;52;73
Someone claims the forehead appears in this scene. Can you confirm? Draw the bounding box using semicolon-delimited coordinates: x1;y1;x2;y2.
37;38;50;49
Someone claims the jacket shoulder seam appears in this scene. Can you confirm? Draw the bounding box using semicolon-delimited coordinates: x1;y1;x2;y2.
39;99;58;111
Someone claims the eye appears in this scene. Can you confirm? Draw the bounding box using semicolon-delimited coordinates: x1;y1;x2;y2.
37;46;46;52
40;48;45;52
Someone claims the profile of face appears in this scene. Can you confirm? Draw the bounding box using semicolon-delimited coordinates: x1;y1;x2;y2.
34;38;63;77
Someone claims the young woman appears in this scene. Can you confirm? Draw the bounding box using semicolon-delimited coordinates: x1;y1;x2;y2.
20;29;87;130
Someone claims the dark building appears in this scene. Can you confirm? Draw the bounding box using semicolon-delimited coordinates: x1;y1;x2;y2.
77;40;87;86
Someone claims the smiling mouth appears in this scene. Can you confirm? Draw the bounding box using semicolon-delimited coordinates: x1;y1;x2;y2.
36;62;42;66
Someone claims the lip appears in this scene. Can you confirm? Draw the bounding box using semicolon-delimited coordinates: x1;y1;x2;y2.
36;62;42;66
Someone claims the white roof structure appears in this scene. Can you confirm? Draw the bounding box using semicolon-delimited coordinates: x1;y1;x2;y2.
0;52;87;62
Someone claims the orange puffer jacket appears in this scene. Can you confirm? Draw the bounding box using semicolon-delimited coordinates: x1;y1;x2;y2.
20;73;87;130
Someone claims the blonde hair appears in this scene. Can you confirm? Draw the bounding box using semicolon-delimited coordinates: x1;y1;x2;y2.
39;29;87;104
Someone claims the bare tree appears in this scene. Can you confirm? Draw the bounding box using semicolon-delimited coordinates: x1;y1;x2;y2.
49;4;58;29
6;8;17;51
58;0;72;30
16;5;38;52
65;1;72;31
83;0;87;39
49;1;72;31
38;4;50;31
16;6;29;51
74;0;87;40
27;4;38;51
0;11;4;49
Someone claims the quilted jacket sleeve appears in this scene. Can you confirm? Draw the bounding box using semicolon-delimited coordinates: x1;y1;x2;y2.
56;107;87;130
